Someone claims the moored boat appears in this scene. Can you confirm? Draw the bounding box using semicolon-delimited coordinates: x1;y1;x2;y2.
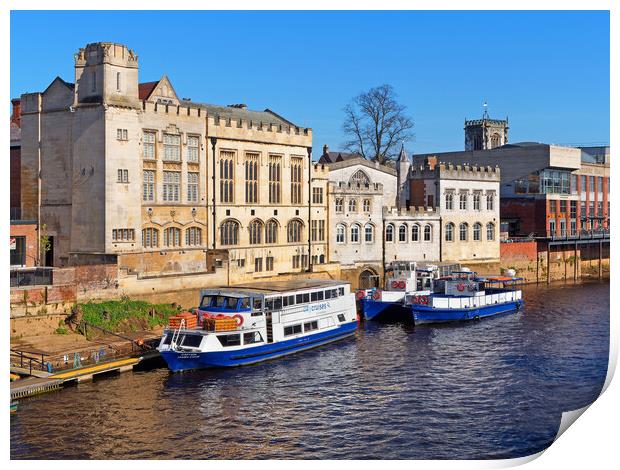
405;270;524;324
157;280;358;371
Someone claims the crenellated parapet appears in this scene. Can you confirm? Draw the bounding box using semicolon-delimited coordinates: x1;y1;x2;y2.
75;42;138;68
142;100;205;118
328;181;385;194
409;161;501;182
383;205;438;217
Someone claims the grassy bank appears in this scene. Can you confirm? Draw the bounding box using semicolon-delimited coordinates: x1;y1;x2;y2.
78;298;182;333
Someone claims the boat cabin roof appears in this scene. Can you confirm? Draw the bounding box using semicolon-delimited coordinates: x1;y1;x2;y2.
200;279;347;299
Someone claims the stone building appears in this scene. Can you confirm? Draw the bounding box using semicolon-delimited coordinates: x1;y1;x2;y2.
464;108;509;150
19;42;328;281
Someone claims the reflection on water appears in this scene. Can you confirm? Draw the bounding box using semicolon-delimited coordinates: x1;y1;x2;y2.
11;281;609;459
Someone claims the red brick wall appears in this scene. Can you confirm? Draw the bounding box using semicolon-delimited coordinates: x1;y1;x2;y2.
500;240;538;262
500;198;548;236
10;222;38;267
10;146;21;212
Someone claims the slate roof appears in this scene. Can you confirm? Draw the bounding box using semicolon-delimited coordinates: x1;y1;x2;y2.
318;151;364;164
181;101;298;127
138;81;159;101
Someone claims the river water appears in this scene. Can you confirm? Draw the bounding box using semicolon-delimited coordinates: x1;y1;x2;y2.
11;280;609;460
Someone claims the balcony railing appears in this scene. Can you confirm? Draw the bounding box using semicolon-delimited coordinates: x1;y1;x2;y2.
547;229;610;241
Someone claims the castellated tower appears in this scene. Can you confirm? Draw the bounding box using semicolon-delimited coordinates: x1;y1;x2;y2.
396;143;411;209
464;109;509;151
74;42;140;108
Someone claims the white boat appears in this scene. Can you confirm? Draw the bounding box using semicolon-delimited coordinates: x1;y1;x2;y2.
157;279;358;371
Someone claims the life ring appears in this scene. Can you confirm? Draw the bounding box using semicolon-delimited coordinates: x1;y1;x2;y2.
232;314;244;326
419;296;428;305
391;280;399;289
356;290;365;300
412;296;419;304
372;290;382;300
457;283;465;292
398;280;406;289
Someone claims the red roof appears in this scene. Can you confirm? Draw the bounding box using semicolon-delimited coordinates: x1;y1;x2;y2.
138;81;158;101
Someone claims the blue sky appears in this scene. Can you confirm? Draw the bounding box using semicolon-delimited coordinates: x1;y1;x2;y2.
10;10;609;155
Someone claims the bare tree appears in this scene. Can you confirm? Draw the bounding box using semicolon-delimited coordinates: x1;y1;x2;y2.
342;84;414;164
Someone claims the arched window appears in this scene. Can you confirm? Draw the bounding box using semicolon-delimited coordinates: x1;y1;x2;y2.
411;224;420;242
459;222;469;241
335;198;344;213
473;193;481;210
363;199;371;212
486;222;496;240
350;224;360;243
445;193;454;210
473;222;482;241
287;219;303;243
350;170;370;185
486;192;495;211
142;228;159;248
348;199;357;212
399;224;407;242
220;219;239;246
248;219;263;245
491;133;501;148
364;224;374;243
265;219;278;244
459;192;468;210
445;223;454;242
336;224;346;244
163;227;181;247
219;151;235;203
319;254;325;264
386;224;394;242
424;224;432;241
185;227;202;246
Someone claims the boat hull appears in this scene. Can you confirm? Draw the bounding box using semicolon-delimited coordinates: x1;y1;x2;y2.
160;321;358;372
411;299;524;324
360;299;409;321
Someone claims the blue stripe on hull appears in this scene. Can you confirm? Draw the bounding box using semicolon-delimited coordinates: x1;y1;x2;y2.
411;299;524;324
360;299;408;321
160;321;358;371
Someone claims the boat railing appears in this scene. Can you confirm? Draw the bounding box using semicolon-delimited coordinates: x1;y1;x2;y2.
170;319;186;350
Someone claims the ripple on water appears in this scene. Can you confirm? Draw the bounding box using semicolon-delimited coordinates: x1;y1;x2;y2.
11;281;609;459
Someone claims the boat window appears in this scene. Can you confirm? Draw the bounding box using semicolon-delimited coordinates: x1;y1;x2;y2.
253;298;262;310
273;297;282;310
311;291;318;302
214;296;238;309
317;291;324;301
240;297;251;309
337;314;346;323
265;298;273;310
283;295;295;307
162;333;172;345
324;290;332;299
243;331;264;345
200;296;213;308
178;334;203;348
284;324;302;336
304;320;318;332
217;334;241;347
338;287;345;296
296;293;310;304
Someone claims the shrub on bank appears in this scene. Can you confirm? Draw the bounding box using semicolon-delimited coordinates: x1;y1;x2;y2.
78;298;181;333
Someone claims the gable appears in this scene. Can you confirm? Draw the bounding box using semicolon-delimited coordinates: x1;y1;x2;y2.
141;75;180;105
42;77;74;112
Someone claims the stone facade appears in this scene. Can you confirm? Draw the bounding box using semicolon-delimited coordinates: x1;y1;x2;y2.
19;42;327;281
464;112;509;150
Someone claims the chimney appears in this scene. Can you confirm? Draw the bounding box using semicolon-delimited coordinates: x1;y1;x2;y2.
11;98;21;127
323;144;329;155
425;155;438;170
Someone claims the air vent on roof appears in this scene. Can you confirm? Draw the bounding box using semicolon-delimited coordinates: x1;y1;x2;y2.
228;103;247;109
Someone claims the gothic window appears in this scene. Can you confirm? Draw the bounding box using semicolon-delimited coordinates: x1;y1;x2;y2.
445;193;454;210
287;219;303;243
162;171;180;202
459;222;469;241
220;220;239;246
318;220;326;241
399;224;407;242
265;219;278;244
486;222;495;241
142;228;159;248
269;155;282;204
363;199;371;212
473;193;481;211
350;224;360;243
245;153;259;204
312;187;324;204
445;223;455;242
187;172;199;203
424;224;432;242
473;222;482;241
187;135;200;163
163;227;181;247
248;219;263;245
163;133;181;161
336;224;345;244
490;133;501;149
364;224;374;243
350;170;370;186
143;170;155;202
143;131;156;159
335;198;344;213
486;191;495;211
348;199;357;212
185;227;202;246
385;224;394;242
459;192;468;210
219;151;234;203
411;224;420;242
291;157;303;205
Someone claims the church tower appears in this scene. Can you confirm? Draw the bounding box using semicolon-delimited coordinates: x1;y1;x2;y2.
397;143;411;208
74;42;140;108
464;104;508;150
